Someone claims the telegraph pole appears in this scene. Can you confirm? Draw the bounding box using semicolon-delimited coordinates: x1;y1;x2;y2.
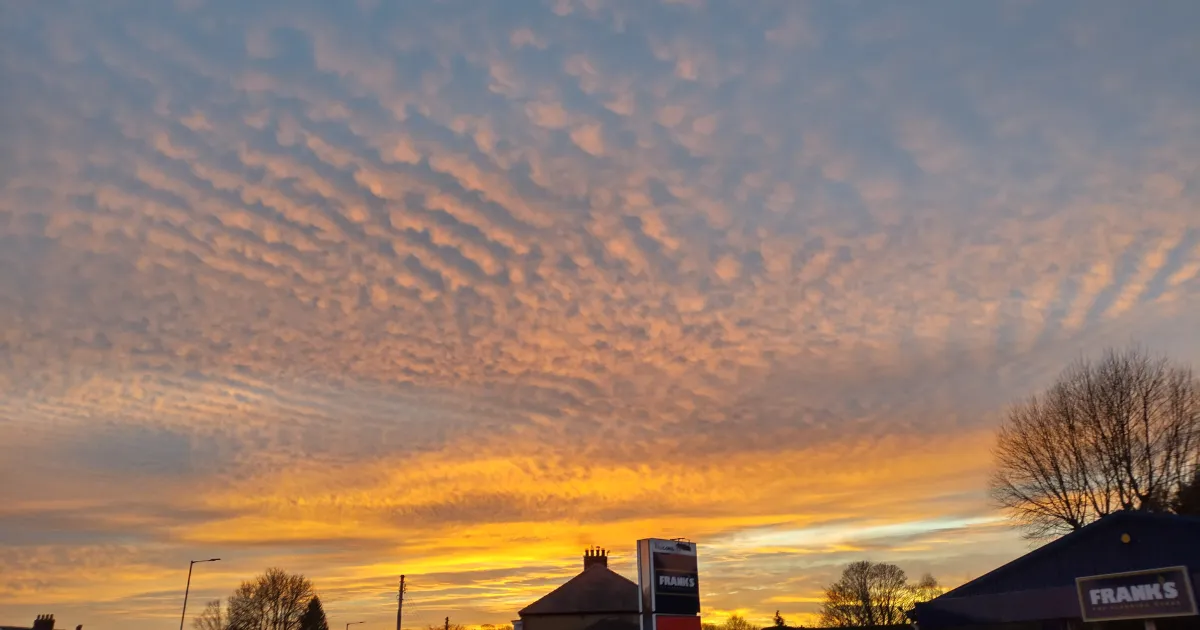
396;575;406;630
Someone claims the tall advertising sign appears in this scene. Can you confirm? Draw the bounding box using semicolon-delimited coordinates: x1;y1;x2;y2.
637;539;701;630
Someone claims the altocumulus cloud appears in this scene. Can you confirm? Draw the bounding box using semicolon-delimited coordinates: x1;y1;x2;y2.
1;0;1199;627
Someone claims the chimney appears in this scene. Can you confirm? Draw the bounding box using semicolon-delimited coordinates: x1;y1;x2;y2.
583;546;608;570
32;614;55;630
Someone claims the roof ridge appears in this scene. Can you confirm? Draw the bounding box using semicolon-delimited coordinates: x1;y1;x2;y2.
940;510;1199;598
519;564;640;616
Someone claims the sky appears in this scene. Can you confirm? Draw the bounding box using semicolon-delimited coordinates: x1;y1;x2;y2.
1;0;1199;628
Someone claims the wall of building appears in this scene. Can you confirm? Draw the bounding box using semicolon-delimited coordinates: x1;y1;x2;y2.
520;613;639;630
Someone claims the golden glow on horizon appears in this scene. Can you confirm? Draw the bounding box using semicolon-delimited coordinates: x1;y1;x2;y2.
4;430;1004;625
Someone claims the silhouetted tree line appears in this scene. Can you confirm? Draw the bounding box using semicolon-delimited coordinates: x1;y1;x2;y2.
693;561;941;630
818;561;942;627
425;617;468;630
194;568;329;630
701;615;757;630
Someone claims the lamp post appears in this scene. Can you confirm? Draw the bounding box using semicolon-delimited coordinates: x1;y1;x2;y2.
346;622;365;630
179;558;221;630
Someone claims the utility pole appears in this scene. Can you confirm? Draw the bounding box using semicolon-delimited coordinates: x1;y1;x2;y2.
396;575;406;630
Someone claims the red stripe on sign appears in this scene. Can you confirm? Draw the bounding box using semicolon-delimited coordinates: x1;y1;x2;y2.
656;616;700;630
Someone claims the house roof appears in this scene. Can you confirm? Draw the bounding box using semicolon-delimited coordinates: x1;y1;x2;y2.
941;510;1200;598
914;511;1200;628
519;564;640;616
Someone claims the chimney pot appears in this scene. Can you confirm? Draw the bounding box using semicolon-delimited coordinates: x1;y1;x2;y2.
583;547;608;569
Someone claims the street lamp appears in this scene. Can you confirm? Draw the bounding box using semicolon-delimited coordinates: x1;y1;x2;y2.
179;558;221;630
346;622;365;630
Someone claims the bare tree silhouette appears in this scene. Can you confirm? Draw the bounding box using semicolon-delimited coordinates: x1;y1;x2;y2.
819;561;940;627
193;600;224;630
226;568;315;630
990;347;1200;539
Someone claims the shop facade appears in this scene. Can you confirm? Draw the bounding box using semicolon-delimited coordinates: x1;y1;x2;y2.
913;512;1200;630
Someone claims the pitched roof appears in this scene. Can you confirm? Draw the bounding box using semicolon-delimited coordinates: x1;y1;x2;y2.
519;564;640;616
914;512;1200;628
941;510;1200;598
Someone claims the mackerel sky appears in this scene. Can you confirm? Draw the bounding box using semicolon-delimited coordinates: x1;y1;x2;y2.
1;1;1199;628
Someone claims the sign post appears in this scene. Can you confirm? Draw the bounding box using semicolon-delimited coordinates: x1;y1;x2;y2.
637;539;701;630
1076;566;1197;623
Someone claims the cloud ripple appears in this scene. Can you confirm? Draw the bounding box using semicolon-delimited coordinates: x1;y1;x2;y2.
1;0;1198;627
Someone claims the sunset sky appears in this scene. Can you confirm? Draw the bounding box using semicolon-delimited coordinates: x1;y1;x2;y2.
2;1;1199;628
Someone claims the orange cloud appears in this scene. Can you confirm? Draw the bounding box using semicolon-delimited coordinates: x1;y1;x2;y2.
1;1;1198;629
